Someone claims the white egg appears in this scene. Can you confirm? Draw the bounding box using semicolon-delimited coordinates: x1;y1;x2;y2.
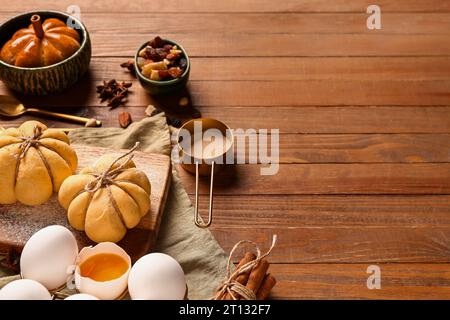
0;279;51;300
20;225;78;291
128;253;186;300
65;293;99;300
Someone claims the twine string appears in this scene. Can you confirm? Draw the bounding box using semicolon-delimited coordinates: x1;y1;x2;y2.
17;126;43;160
214;235;277;300
84;142;140;193
83;143;140;227
14;125;56;187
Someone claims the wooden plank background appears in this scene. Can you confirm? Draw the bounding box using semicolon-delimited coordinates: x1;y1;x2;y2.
1;0;450;299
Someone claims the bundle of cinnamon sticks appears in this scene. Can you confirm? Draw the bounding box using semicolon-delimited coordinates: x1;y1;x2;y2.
216;252;277;300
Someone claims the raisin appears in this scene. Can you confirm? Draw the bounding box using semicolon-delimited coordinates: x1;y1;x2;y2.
142;46;153;59
179;58;187;69
147;47;161;61
156;48;168;60
149;36;165;48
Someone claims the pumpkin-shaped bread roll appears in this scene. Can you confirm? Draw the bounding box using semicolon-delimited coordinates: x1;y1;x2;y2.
58;150;151;243
0;121;78;205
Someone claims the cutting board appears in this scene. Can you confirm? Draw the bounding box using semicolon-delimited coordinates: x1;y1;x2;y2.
0;144;171;262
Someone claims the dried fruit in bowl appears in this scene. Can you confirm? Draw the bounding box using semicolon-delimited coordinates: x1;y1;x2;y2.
0;15;81;68
137;36;187;81
0;121;78;205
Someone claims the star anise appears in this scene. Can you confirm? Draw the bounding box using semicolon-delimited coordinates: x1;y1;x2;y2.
96;79;132;109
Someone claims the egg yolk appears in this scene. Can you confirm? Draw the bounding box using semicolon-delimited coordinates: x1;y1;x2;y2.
79;253;129;282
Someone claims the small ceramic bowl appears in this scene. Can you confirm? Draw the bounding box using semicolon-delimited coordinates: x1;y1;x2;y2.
134;39;190;95
0;10;91;95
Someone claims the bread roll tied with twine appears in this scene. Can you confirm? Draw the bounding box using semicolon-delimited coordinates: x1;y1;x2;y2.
0;121;77;206
213;235;277;300
58;142;151;243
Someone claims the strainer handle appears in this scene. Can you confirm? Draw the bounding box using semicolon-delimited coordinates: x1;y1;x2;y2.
194;161;214;228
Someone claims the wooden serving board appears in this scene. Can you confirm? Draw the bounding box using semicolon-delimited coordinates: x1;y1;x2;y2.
0;144;171;262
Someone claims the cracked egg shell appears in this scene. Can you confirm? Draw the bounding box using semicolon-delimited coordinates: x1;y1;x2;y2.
75;242;131;300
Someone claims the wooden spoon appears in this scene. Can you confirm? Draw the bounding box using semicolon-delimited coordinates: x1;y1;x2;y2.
0;95;101;127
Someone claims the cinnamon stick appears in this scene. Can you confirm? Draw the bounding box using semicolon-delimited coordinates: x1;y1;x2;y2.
256;274;277;300
222;252;256;300
245;259;270;296
31;15;44;39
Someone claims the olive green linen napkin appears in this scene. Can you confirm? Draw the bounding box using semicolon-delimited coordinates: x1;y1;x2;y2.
0;113;228;299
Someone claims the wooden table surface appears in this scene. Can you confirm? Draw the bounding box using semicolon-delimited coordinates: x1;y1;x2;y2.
1;0;450;299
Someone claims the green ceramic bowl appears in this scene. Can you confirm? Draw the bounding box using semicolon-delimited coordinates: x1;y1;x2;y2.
134;39;190;95
0;10;91;95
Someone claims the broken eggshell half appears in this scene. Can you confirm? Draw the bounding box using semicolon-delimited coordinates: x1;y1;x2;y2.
74;242;131;300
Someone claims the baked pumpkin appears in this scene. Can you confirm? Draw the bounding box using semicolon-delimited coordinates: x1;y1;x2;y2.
58;149;151;243
0;14;81;67
0;121;78;205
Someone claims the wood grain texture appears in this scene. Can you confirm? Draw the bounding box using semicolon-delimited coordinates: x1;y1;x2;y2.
2;56;446;82
179;163;450;195
0;145;171;262
1;1;450;300
4;13;450;35
3;79;450;107
79;57;450;81
269;264;450;300
3;0;450;13
88;33;450;57
239;134;450;163
2;106;450;134
210;227;450;263
198;195;450;227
